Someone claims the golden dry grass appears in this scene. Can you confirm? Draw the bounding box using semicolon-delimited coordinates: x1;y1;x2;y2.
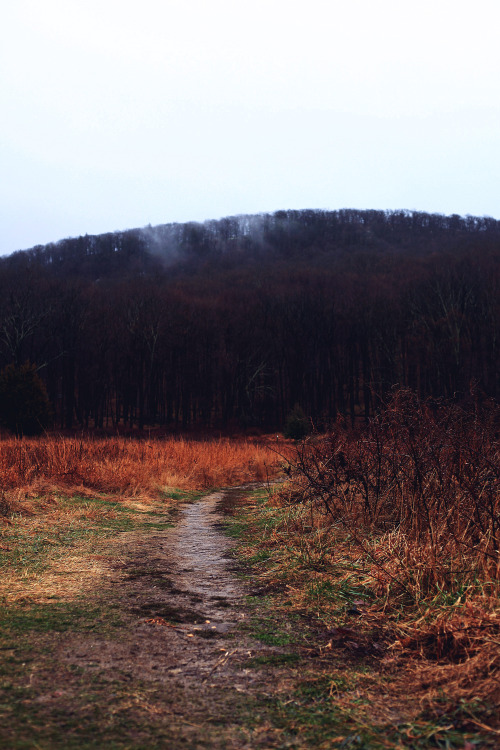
0;494;133;604
0;434;286;605
240;483;500;733
0;434;283;503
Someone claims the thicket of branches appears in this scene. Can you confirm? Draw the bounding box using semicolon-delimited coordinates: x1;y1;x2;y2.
286;389;500;592
1;208;500;432
267;390;500;717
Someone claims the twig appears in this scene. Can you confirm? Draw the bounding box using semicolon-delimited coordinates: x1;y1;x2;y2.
202;649;237;682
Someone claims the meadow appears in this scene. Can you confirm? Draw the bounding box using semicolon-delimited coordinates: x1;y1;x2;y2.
0;418;499;746
0;434;284;603
0;433;281;502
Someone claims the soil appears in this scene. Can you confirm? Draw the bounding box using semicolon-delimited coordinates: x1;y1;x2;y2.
54;486;299;747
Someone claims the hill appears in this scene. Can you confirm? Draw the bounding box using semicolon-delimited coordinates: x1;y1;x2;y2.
1;209;499;431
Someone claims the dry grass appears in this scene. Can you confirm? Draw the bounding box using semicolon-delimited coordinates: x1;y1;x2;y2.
0;494;133;604
0;434;283;503
235;392;500;739
235;490;500;743
0;434;285;605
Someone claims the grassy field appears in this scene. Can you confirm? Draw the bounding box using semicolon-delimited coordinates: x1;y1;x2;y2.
0;434;280;498
0;434;284;603
0;427;498;748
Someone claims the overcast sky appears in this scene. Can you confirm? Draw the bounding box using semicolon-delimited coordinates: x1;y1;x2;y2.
1;0;499;255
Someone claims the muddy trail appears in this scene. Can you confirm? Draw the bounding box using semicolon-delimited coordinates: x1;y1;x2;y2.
56;486;302;748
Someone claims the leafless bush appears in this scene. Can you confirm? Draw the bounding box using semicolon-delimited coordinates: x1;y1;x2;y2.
288;389;500;591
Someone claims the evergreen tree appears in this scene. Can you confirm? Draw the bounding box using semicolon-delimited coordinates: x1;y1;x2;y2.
0;362;51;435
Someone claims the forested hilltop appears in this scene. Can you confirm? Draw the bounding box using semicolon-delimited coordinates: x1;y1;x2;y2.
2;208;500;432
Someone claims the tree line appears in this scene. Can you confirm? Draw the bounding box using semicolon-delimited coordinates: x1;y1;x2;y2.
1;209;500;433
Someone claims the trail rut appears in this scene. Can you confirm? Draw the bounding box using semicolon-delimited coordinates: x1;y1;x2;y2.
59;486;289;747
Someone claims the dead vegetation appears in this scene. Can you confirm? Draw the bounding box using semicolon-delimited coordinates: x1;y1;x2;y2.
237;391;500;740
0;433;282;503
2;416;498;746
0;435;284;606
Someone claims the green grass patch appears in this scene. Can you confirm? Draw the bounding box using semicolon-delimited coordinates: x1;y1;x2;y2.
255;679;488;749
160;487;204;502
0;671;170;750
244;652;301;668
248;616;296;647
219;517;247;540
0;600;124;639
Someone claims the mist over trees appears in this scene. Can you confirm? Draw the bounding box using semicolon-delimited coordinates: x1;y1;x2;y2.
1;208;500;432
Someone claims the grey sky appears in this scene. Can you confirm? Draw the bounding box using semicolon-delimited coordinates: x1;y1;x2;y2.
1;0;499;256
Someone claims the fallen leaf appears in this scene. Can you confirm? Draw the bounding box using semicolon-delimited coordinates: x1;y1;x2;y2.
144;617;180;630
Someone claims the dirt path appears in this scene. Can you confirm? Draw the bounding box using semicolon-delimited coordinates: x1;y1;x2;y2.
3;486;486;748
56;486;292;748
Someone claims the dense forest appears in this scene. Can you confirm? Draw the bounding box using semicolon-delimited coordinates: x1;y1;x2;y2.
1;208;500;433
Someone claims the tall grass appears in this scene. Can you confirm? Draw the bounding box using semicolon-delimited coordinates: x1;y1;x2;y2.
0;435;282;503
